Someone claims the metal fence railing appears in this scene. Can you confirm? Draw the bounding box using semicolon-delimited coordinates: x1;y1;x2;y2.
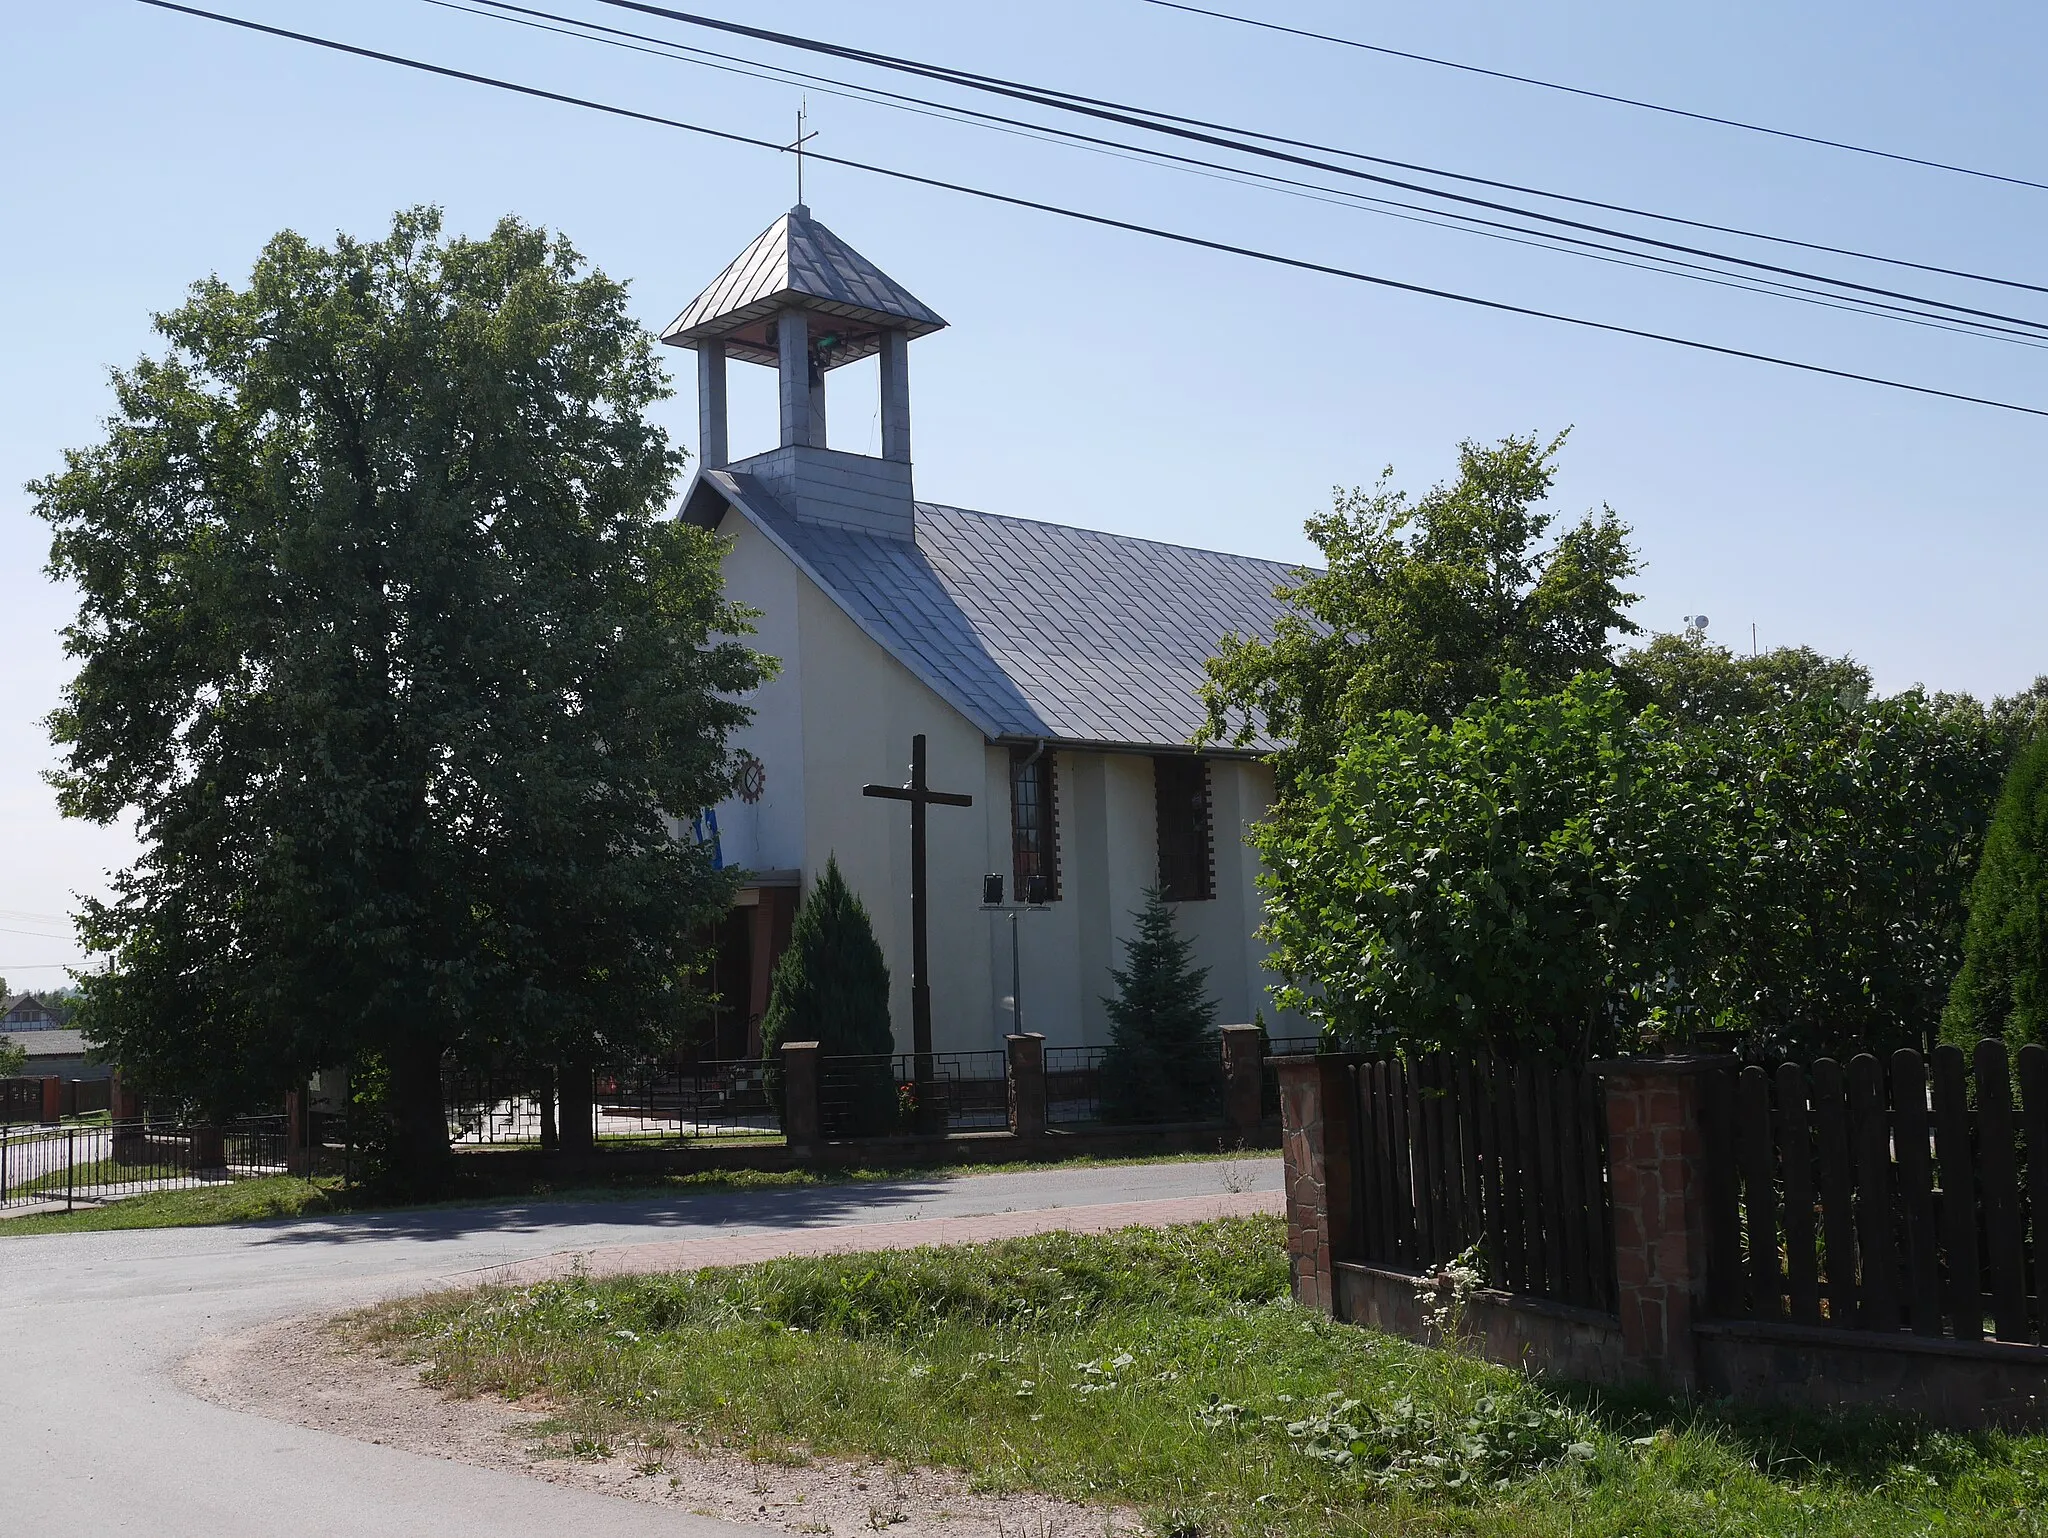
600;1059;780;1142
0;1116;289;1212
443;1059;783;1148
1045;1045;1107;1127
817;1050;1009;1137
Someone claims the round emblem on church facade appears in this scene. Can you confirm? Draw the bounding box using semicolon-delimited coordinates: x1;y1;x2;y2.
734;750;766;804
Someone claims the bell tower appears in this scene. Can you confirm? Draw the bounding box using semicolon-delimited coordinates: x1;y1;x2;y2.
663;205;947;540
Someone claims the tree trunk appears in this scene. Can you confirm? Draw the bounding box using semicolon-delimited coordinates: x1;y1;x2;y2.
386;1035;451;1194
557;1057;595;1157
538;1072;560;1154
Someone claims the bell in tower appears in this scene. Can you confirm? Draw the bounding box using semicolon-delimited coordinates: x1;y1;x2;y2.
662;205;946;540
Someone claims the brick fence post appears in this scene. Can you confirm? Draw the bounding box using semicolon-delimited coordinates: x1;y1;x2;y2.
285;1088;313;1176
1598;1055;1724;1392
1006;1033;1046;1139
1275;1053;1362;1315
111;1075;145;1163
1220;1025;1264;1141
781;1041;822;1160
191;1124;227;1170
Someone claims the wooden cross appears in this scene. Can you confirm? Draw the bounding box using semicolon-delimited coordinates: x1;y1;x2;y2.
863;734;972;1122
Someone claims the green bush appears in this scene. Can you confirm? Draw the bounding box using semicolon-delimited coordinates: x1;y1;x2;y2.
1254;674;1723;1060
760;855;896;1134
1100;889;1222;1122
1945;733;2048;1051
1257;668;2012;1062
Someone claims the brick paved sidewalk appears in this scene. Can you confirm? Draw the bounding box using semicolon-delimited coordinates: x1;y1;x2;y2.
458;1188;1283;1289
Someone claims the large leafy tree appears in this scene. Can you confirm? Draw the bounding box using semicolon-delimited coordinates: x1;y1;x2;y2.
34;208;768;1187
1200;432;1639;780
1624;633;1874;723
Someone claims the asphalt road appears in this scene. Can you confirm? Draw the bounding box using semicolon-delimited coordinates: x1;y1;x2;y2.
0;1157;1282;1537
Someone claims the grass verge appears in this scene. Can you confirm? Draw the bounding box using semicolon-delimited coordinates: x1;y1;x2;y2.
0;1148;1270;1237
0;1175;347;1234
355;1216;2048;1537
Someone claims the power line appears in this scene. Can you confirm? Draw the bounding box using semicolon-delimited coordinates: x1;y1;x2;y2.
129;0;2048;420
436;0;2048;349
1141;0;2048;196
589;0;2048;307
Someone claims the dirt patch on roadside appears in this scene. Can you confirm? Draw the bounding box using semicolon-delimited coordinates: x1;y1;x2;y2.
181;1316;1136;1537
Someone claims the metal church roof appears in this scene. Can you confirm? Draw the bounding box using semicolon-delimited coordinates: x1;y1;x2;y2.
688;470;1301;753
661;206;948;368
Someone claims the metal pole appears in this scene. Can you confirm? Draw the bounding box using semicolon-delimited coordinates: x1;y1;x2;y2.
66;1126;75;1213
1010;909;1023;1036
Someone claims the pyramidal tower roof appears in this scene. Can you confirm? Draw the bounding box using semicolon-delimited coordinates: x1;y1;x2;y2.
661;205;946;369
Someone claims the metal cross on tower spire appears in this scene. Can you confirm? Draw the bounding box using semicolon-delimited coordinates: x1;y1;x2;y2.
785;100;818;206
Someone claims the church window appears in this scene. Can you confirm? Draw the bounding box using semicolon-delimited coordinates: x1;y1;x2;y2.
1009;748;1060;901
1154;755;1214;902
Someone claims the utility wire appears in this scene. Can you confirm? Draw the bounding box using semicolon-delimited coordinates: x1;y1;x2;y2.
1142;0;2048;196
129;0;2048;420
590;0;2048;308
439;0;2048;348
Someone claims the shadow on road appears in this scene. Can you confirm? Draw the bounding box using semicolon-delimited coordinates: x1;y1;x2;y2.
242;1175;983;1249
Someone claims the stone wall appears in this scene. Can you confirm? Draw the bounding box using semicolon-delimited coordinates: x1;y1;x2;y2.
1697;1321;2048;1429
1336;1262;1630;1386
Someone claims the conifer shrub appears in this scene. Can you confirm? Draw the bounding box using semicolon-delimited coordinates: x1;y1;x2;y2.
760;855;898;1135
1099;888;1222;1123
1944;732;2048;1052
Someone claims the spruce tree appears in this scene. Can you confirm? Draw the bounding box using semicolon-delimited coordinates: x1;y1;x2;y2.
1945;733;2048;1051
761;856;897;1133
1100;889;1222;1123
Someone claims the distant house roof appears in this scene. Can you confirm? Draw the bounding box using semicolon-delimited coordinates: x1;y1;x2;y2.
1;994;62;1031
691;471;1301;753
662;205;947;369
5;1029;86;1060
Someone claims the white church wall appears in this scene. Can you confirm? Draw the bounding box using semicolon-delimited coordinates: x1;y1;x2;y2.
790;566;995;1058
1169;757;1297;1031
968;749;1298;1052
701;510;1301;1056
1077;752;1160;1046
705;509;806;874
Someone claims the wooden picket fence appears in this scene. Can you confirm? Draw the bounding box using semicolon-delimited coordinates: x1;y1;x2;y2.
1350;1054;1615;1313
1704;1040;2048;1344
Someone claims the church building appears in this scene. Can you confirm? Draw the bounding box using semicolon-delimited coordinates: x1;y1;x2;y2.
669;205;1300;1058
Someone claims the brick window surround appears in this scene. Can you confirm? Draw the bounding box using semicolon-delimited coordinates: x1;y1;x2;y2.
1009;747;1061;900
1154;754;1214;902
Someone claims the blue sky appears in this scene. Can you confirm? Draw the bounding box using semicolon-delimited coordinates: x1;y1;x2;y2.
4;0;2046;981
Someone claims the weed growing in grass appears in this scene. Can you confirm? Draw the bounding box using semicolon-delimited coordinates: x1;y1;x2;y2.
359;1217;2048;1537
